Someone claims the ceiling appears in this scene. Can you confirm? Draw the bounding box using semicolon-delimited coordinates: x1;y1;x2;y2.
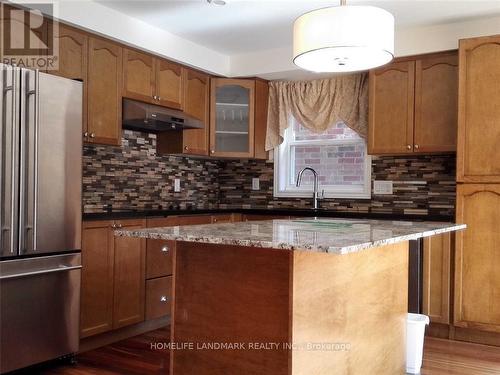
97;0;500;55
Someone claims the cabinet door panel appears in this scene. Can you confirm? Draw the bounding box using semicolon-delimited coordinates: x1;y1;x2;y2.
423;233;451;324
146;239;174;279
52;24;87;80
455;184;500;333
145;276;172;321
183;68;209;155
457;36;500;182
123;49;155;103
113;220;146;329
414;53;458;153
156;59;183;109
210;78;255;158
51;24;88;136
81;221;114;338
87;37;122;145
368;61;415;154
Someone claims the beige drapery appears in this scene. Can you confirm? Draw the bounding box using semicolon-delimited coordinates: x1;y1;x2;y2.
265;74;369;151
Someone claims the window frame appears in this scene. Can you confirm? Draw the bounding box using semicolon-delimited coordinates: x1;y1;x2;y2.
273;125;372;199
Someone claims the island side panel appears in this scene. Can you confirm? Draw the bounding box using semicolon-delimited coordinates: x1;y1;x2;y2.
291;242;409;375
171;241;291;375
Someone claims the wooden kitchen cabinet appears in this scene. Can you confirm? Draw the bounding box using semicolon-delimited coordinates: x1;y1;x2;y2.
155;58;184;109
81;218;146;337
414;52;458;153
457;35;500;182
369;60;415;154
423;233;451;325
122;50;183;110
146;239;175;279
254;79;269;160
122;48;155;104
81;220;115;338
210;78;256;158
50;24;88;140
369;52;458;155
157;67;210;156
87;37;122;145
51;24;88;81
454;184;500;334
113;219;147;329
146;276;173;321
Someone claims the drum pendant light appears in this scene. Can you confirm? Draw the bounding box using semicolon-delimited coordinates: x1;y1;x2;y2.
293;0;395;72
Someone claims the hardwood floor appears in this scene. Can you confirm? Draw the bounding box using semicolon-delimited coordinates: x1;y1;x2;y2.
9;329;500;374
421;337;500;374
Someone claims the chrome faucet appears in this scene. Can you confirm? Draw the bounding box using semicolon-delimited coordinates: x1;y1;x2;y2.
296;167;323;209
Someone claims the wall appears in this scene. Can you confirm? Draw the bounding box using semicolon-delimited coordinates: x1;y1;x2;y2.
218;155;456;217
83;130;456;217
83;130;221;212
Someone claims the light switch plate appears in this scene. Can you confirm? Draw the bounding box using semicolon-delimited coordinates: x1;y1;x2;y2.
373;180;393;195
174;178;181;192
252;178;260;190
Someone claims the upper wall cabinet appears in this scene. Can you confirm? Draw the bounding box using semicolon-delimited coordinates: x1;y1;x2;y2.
414;52;458;153
87;37;123;146
155;59;184;109
122;49;183;109
50;24;88;139
122;49;155;104
369;52;458;155
369;60;415;154
156;67;210;156
52;24;88;81
457;36;500;183
210;78;256;158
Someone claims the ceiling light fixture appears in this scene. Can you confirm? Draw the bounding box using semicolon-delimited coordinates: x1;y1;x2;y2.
293;0;394;73
207;0;227;5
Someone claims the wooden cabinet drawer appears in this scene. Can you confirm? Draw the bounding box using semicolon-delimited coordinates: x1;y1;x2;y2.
146;239;175;279
146;276;172;320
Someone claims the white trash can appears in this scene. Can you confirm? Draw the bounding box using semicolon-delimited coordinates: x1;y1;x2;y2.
406;313;430;374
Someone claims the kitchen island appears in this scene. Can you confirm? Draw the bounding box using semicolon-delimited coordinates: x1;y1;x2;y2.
117;218;465;375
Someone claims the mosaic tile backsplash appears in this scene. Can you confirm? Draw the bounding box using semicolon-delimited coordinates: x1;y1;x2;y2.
83;130;456;217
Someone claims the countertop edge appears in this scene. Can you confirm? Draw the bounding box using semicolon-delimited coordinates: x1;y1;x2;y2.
115;222;466;255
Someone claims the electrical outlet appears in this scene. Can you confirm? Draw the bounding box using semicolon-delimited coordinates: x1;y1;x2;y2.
252;178;260;190
174;178;181;192
373;180;393;195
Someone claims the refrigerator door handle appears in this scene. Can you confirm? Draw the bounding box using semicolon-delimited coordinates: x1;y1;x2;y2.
0;64;19;256
19;69;39;254
0;265;82;281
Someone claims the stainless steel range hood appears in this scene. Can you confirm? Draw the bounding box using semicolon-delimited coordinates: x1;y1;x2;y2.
122;98;203;132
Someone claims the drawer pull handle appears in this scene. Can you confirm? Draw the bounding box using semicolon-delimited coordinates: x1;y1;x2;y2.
160;296;168;302
161;245;169;253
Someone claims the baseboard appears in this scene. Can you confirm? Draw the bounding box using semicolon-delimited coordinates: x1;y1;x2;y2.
79;316;170;353
426;322;451;339
451;326;500;347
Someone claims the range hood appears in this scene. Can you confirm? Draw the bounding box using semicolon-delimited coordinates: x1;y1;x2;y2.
122;98;203;132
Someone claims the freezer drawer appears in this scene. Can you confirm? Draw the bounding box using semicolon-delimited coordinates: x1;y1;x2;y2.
0;253;81;373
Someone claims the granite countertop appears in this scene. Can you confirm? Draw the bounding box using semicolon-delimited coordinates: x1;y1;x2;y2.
116;218;465;255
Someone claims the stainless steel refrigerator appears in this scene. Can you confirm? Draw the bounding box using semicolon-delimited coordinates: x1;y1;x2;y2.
0;63;82;373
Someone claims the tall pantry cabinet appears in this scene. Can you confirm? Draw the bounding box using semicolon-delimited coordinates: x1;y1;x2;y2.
454;35;500;344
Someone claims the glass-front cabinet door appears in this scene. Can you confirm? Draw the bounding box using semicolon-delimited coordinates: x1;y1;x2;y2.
210;78;255;158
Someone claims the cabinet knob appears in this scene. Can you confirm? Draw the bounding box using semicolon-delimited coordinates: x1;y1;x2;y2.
213;218;217;223
158;96;161;101
160;296;168;302
414;144;419;150
83;131;89;138
406;145;412;150
210;150;215;154
153;95;157;100
184;146;189;151
90;133;95;138
161;245;169;253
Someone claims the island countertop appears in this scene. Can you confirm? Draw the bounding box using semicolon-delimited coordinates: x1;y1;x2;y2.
116;218;465;254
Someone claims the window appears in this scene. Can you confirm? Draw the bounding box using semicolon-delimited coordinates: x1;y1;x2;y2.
274;118;371;199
